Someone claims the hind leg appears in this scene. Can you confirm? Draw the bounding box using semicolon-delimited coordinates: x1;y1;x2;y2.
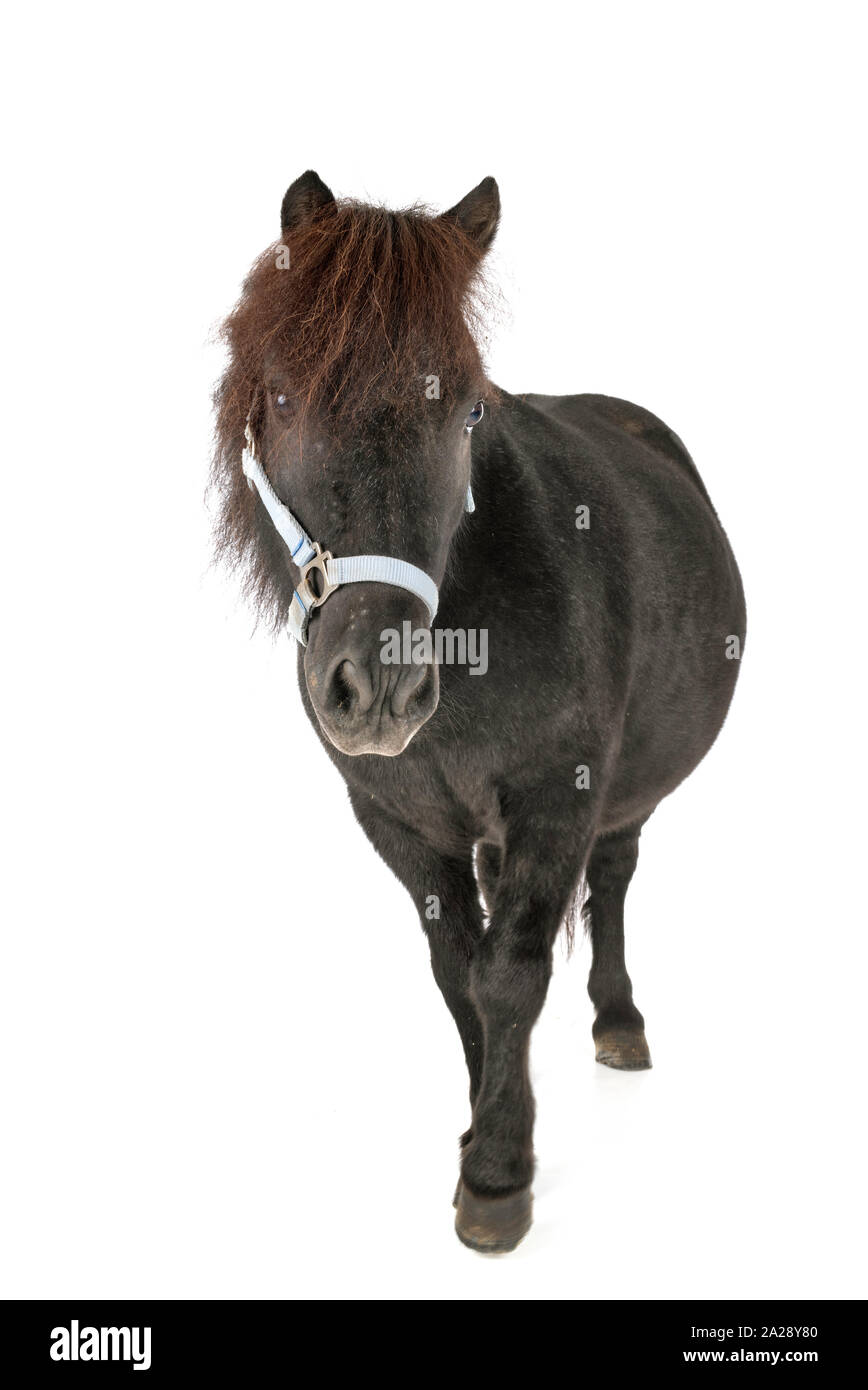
586;824;651;1070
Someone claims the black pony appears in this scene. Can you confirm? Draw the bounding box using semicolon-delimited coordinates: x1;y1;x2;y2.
213;172;745;1252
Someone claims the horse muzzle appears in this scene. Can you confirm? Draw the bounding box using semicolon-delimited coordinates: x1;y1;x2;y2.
303;588;440;757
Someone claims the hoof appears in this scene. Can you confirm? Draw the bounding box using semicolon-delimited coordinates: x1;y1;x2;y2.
595;1029;652;1070
454;1183;533;1254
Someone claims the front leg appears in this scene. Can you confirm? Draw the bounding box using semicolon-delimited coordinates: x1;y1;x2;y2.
456;799;595;1253
349;791;486;1103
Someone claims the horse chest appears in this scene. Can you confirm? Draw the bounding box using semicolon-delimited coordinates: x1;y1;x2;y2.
353;754;503;856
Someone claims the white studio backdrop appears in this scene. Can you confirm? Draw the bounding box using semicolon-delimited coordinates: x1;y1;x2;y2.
1;1;865;1299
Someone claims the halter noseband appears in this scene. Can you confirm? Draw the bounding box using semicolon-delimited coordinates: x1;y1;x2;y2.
242;421;475;645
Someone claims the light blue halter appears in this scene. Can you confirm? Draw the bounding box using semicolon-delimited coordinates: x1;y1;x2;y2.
242;420;475;645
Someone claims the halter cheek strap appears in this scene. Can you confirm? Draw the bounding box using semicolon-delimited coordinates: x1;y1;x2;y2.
241;423;474;645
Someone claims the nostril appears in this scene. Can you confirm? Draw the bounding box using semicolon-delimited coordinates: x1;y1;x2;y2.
330;658;373;715
333;660;357;711
391;660;431;716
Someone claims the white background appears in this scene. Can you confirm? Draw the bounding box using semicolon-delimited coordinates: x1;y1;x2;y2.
3;2;866;1300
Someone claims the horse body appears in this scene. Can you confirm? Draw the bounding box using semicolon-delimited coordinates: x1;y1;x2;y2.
215;173;745;1252
310;388;744;844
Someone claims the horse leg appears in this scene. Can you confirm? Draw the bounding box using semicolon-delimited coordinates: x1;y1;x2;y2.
456;806;590;1253
586;823;652;1070
349;793;485;1105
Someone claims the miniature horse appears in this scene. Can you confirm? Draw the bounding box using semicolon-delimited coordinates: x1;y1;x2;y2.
212;172;745;1252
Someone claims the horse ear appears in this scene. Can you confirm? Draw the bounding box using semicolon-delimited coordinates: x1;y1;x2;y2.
442;176;500;251
280;171;335;232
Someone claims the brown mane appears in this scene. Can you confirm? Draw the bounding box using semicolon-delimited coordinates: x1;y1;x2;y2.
211;199;492;627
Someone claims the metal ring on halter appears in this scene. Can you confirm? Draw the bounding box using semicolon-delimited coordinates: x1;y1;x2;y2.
298;543;340;609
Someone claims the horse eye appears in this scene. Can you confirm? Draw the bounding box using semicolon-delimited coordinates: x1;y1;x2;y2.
465;401;484;430
273;391;291;412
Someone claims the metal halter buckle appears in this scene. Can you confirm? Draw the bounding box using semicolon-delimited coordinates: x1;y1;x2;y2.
299;542;341;609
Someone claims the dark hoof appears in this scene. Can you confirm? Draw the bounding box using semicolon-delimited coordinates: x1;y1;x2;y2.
454;1183;533;1254
595;1029;652;1070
